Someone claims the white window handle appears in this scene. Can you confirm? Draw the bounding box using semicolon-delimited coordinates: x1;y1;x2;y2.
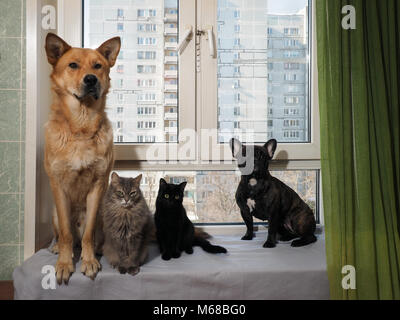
206;26;215;58
177;26;193;55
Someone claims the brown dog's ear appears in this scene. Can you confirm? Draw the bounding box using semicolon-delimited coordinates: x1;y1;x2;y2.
45;33;71;66
96;37;121;67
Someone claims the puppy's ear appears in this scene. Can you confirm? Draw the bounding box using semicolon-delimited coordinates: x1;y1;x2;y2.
97;37;121;67
110;172;120;184
230;138;243;159
45;33;71;66
264;139;277;159
179;181;187;192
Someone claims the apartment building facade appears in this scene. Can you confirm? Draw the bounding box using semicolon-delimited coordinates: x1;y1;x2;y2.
217;0;309;143
84;0;179;143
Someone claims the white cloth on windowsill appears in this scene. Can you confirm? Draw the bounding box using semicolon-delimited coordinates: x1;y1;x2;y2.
13;231;329;300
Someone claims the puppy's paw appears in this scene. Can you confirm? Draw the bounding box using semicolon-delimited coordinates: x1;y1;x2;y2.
55;258;75;285
128;266;140;276
263;241;276;248
241;234;253;241
80;257;101;280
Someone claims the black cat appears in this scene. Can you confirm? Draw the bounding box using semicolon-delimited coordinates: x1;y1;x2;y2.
230;138;317;248
154;179;227;260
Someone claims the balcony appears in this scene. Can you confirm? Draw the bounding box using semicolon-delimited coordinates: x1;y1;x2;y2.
164;41;177;50
164;27;178;35
164;84;178;92
164;14;178;22
164;56;178;64
164;98;178;106
164;126;178;134
164;112;178;120
164;70;178;78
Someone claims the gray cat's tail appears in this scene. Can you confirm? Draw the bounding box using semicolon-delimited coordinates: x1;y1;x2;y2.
193;237;227;254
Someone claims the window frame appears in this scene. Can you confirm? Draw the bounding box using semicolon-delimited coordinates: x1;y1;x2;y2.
62;0;197;161
199;0;319;162
58;0;322;227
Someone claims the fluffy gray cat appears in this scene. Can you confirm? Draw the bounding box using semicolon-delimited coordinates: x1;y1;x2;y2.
100;172;154;276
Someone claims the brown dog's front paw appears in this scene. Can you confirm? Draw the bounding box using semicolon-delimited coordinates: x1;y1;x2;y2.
80;258;101;280
55;258;75;285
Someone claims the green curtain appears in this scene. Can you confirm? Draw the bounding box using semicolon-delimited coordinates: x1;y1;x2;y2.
316;0;400;299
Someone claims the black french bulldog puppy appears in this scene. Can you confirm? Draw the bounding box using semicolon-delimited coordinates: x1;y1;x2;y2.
230;138;317;248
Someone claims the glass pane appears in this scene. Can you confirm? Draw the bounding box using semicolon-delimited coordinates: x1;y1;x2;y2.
115;170;319;224
217;0;310;143
83;0;179;144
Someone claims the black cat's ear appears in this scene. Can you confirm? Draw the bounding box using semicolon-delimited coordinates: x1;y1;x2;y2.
133;174;142;185
160;178;167;187
179;181;187;192
263;139;277;158
110;172;119;184
230;138;242;159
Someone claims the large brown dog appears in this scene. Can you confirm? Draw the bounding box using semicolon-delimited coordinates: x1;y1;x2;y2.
44;33;120;284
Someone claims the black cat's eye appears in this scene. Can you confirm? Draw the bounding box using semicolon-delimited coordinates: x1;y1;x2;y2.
129;190;137;197
175;195;179;200
116;191;124;197
69;62;78;69
94;63;102;69
164;194;169;199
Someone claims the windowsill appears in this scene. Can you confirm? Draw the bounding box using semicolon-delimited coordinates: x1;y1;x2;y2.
14;230;329;300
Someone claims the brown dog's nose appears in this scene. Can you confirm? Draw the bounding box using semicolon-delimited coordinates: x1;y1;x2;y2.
84;74;98;86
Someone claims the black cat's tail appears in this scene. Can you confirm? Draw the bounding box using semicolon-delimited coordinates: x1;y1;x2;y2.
193;237;227;254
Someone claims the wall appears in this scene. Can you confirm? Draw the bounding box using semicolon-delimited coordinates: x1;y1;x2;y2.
0;0;26;280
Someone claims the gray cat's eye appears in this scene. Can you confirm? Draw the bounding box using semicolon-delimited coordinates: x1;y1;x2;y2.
130;190;137;197
164;194;169;199
116;191;124;197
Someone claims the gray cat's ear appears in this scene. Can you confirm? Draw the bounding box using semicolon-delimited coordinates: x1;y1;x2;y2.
179;181;187;192
263;139;277;158
230;138;242;159
111;172;119;184
134;174;142;185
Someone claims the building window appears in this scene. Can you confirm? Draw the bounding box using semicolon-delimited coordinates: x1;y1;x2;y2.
234;107;240;116
234;24;240;33
234;9;240;18
117;23;124;32
117;9;124;18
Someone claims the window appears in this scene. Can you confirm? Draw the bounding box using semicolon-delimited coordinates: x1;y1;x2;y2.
117;9;124;19
115;170;320;224
78;0;319;225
